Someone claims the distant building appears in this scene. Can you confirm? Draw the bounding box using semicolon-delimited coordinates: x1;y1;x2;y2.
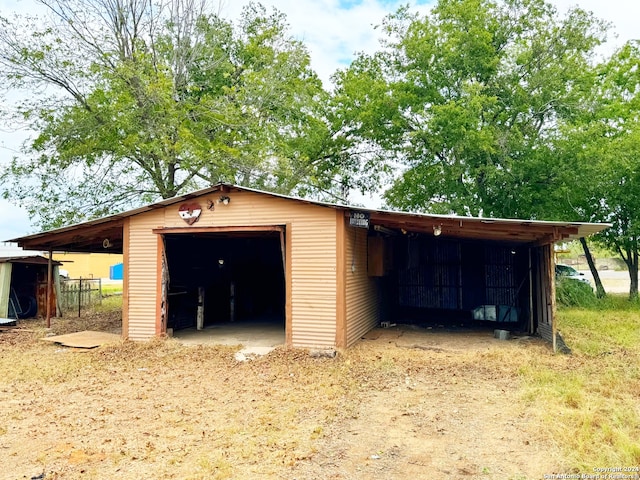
0;244;62;320
53;252;123;279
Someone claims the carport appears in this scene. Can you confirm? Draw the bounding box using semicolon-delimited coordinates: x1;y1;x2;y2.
357;211;607;346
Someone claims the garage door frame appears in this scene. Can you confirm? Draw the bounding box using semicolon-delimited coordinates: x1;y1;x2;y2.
152;225;290;342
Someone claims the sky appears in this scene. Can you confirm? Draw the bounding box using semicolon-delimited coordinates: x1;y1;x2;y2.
0;0;638;243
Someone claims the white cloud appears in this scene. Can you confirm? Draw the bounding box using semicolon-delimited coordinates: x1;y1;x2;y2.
0;200;32;240
549;0;639;48
220;0;434;85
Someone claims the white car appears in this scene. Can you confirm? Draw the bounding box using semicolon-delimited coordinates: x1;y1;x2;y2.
555;264;592;286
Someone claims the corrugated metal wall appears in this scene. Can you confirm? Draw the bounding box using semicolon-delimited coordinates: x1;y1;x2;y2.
484;247;517;306
126;191;337;348
395;238;531;314
289;217;337;348
345;226;380;347
397;238;463;310
127;209;164;340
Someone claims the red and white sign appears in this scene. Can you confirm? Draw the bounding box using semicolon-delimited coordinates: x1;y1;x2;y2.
178;203;202;225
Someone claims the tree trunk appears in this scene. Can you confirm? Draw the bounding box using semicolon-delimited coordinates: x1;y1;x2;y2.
617;242;639;300
630;247;639;300
579;237;606;298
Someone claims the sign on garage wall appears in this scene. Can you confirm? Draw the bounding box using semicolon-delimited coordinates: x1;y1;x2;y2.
349;211;370;229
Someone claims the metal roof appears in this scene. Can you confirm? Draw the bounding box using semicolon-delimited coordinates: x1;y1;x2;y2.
7;182;610;252
0;255;62;266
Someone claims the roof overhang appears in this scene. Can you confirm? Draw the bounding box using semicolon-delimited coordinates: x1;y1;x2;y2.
360;210;607;245
11;219;126;254
0;255;62;266
7;183;610;252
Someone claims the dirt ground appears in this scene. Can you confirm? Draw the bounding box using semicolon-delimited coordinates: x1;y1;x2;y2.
0;313;563;480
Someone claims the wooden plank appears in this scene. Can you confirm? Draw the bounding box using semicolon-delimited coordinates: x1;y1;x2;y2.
41;331;121;349
549;244;558;353
285;223;293;347
122;218;130;340
535;247;544;331
279;229;286;272
155;235;164;335
528;248;534;335
363;211;581;245
152;225;284;235
46;250;52;328
20;221;125;253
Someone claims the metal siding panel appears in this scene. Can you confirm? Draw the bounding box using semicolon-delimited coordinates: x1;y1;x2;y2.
126;191;337;347
290;215;337;348
346;226;380;347
0;263;12;317
127;210;164;340
398;238;462;309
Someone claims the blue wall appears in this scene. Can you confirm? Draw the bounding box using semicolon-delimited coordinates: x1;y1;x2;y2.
110;263;123;280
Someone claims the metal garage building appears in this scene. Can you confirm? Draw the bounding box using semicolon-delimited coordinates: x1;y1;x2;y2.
9;183;607;348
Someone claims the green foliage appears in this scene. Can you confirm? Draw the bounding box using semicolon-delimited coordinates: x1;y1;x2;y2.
0;1;339;228
332;0;640;298
556;41;640;298
555;278;597;308
332;0;608;218
556;240;617;263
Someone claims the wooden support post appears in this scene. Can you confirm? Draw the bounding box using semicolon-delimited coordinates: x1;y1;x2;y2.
528;248;534;335
550;245;558;353
78;278;82;318
196;286;205;330
279;229;286;272
46;249;53;328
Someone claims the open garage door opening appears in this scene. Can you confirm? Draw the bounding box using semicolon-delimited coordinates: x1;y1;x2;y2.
374;234;534;333
162;230;286;340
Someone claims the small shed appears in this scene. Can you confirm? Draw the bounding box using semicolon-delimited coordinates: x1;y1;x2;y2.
8;183;608;347
0;255;61;321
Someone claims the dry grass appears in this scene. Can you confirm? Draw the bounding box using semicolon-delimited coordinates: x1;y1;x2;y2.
0;311;556;479
516;299;640;471
1;299;639;478
0;333;362;478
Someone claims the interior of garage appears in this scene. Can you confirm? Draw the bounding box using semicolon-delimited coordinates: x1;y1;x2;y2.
369;233;536;333
162;232;286;337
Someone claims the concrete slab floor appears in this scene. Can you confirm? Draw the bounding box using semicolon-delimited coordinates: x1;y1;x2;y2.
173;321;285;348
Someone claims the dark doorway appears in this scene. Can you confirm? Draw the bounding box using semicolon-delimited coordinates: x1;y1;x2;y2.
9;263;41;318
163;232;285;332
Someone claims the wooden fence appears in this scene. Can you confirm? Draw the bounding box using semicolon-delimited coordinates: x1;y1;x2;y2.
60;278;102;316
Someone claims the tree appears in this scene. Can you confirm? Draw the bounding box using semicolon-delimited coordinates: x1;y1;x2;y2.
557;41;640;299
331;0;608;218
0;1;334;228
